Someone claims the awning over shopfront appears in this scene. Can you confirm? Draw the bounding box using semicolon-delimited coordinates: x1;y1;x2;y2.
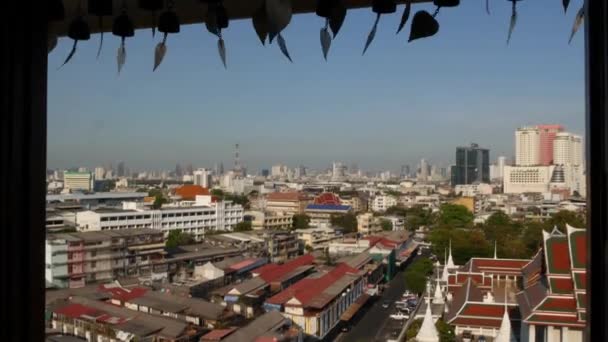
340;294;370;322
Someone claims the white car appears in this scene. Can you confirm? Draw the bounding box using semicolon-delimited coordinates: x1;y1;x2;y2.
389;311;409;320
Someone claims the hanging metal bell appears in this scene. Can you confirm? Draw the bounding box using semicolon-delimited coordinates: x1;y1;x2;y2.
433;0;460;7
49;0;65;21
158;10;180;33
112;13;135;38
372;0;396;14
409;10;439;42
68;16;91;41
88;0;113;16
138;0;163;11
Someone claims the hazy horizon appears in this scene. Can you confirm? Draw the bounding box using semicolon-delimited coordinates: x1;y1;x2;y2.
47;1;585;171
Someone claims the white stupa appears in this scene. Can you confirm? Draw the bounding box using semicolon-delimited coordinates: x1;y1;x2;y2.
416;296;440;342
494;240;498;259
446;239;456;269
433;281;444;304
495;286;516;342
441;248;449;283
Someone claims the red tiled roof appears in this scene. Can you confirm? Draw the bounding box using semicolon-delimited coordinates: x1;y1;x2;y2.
568;228;586;270
229;258;261;271
450;317;503;328
266;192;307;202
545;236;571;275
258;254;315;283
267;263;359;307
468;258;530;275
313;193;341;205
536;297;577;312
364;236;399;249
461;304;505;317
253;264;279;276
527;313;583;326
54;303;100;319
98;285;147;302
549;277;574;293
174;185;210;201
201;328;237;341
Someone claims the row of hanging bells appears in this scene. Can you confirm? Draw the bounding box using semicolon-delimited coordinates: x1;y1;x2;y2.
50;0;585;70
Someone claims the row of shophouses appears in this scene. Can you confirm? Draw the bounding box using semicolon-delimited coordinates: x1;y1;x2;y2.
414;224;586;342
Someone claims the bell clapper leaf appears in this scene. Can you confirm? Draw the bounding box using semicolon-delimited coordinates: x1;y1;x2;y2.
506;0;517;45
485;0;491;15
563;0;570;13
320;20;332;60
252;3;269;45
96;16;104;59
117;38;126;74
59;40;78;69
568;6;584;44
277;33;293;62
154;33;168;71
363;13;380;56
218;34;227;69
329;2;347;38
397;0;412;34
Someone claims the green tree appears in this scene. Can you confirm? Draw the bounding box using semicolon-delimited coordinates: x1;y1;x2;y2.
292;214;311;229
437;204;473;228
152;196;167;209
545;210;586;232
165;230;195;248
385;205;408;217
406;205;435;230
211;189;225;198
330;213;358;233
406;318;423;340
404;257;433;294
234;221;252;232
381;219;393;231
436;319;456;342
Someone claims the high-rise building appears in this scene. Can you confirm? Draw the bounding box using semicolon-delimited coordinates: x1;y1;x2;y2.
451;143;490;186
175;163;183;177
418;159;429;181
516;127;541;166
401;165;411;179
331;162;346;181
116;161;125;177
193;168;212;188
261;169;270;177
271;164;288;178
538;124;564;165
94;167;105;181
553;132;583;166
63;171;94;192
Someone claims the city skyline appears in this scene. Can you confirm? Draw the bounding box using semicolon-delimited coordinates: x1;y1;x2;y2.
47;1;584;171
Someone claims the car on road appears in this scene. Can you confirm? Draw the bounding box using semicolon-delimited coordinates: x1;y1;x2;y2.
382;300;391;309
477;336;487;342
341;325;350;332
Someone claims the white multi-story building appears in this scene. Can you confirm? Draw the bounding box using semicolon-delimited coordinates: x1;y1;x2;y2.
75;195;244;241
332;162;347;181
516;127;541;166
490;156;508;180
63;171;94;192
94;167;105;181
271;164;288;178
553;132;583;166
455;183;493;197
503;166;554;194
357;212;382;235
193;168;212;188
382;216;406;231
370;195;398;212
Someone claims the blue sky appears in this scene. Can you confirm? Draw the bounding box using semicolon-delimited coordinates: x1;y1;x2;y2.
48;0;585;172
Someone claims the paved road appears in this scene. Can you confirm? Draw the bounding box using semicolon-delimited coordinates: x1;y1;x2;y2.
335;250;430;342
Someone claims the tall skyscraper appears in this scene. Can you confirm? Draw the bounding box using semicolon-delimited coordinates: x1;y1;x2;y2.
553;132;583;166
418;159;429;181
116;161;125;177
401;165;411;178
175;163;183;177
538;124;564;165
233;143;244;177
94;167;105;181
331;162;346;181
193;168;212;188
490;156;508;180
516;127;541;166
451;143;490;186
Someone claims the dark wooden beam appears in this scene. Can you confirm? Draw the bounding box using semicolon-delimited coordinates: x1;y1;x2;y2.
51;0;430;37
0;1;47;341
584;0;608;341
